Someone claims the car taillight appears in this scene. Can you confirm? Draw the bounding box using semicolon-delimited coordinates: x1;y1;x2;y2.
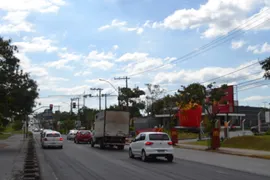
168;141;173;145
44;138;47;141
145;141;153;145
59;137;63;141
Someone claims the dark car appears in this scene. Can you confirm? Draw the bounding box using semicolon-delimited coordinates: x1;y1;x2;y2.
74;130;92;144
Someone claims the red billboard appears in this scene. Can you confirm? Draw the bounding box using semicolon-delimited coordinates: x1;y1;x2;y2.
178;106;202;127
212;85;234;113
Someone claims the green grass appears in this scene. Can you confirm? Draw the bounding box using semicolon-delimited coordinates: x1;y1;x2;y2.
185;135;270;151
178;132;199;140
0;133;12;140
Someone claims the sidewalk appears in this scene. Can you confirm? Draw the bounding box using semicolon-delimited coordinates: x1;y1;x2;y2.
173;146;270;177
0;134;27;180
177;143;270;158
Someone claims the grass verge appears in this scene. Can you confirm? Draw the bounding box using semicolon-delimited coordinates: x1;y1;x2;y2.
0;133;12;140
183;135;270;152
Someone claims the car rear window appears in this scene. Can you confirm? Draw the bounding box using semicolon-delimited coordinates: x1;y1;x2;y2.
46;133;60;137
80;131;91;135
149;134;170;141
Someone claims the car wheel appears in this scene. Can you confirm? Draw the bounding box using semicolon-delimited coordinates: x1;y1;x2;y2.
129;148;134;158
60;146;63;149
141;150;148;162
91;140;95;147
166;155;174;162
117;145;124;150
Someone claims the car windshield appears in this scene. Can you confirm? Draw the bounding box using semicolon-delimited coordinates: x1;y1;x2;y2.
46;133;61;137
149;134;170;141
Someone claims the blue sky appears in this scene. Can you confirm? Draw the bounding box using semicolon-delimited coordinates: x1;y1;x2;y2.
1;0;270;112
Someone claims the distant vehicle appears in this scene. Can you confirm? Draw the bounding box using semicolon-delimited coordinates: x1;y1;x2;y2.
67;129;78;140
74;130;92;144
251;122;270;134
41;131;63;149
33;128;39;132
128;132;174;162
91;111;129;150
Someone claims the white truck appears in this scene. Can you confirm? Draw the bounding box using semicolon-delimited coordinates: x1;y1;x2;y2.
91;110;129;150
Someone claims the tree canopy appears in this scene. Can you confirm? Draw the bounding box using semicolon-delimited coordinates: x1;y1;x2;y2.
260;57;270;79
0;37;39;128
110;87;146;118
178;83;228;122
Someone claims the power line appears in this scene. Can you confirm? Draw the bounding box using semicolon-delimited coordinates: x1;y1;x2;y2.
126;8;270;77
163;64;262;93
114;76;130;111
200;61;260;84
90;88;103;111
238;81;270;92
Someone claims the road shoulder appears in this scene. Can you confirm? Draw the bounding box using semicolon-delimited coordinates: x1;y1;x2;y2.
173;146;270;177
0;134;26;180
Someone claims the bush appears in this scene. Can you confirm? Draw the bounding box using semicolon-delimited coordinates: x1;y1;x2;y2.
12;120;23;131
265;129;270;135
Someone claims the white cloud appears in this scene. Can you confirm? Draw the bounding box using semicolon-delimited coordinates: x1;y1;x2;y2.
149;0;270;38
117;52;173;76
13;36;58;53
45;52;83;70
98;19;144;35
153;60;263;85
231;40;246;49
15;52;49;77
242;95;270;101
84;50;115;70
98;19;127;31
89;60;114;70
0;0;66;12
116;52;149;62
247;42;270;54
164;57;177;62
0;0;66;34
112;45;119;50
53;85;90;95
74;71;92;77
0;11;34;34
86;50;115;60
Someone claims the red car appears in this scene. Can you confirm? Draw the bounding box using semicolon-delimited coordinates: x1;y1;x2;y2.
74;130;92;144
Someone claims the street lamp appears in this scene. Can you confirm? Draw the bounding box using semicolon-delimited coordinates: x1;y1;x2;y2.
99;78;118;93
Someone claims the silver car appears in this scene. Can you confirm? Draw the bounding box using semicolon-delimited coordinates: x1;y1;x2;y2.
67;129;78;140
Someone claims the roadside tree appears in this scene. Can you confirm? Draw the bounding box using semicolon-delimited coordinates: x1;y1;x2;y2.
0;37;39;131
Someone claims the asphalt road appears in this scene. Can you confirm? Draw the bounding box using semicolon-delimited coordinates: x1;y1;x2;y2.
34;133;269;180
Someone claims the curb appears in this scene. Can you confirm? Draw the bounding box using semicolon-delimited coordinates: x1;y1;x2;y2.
23;134;41;180
177;145;270;160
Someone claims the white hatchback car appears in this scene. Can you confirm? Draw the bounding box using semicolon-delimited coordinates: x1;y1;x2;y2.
128;132;174;162
41;131;63;149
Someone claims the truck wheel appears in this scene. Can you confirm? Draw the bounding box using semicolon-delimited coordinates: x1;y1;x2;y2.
117;145;124;150
100;141;105;149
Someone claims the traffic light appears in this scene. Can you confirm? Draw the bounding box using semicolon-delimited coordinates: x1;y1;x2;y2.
49;104;53;110
73;102;76;108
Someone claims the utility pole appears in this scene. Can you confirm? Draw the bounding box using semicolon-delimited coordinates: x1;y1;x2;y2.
90;88;103;111
114;76;130;111
101;94;118;109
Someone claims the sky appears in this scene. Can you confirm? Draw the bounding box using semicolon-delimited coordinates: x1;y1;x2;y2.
1;0;270;113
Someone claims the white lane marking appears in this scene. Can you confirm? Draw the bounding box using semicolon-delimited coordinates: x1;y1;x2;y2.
52;171;59;180
215;170;229;175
